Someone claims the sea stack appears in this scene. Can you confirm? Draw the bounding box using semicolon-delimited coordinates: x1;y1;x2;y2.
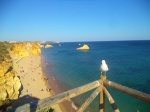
76;44;89;50
45;44;53;48
38;44;44;48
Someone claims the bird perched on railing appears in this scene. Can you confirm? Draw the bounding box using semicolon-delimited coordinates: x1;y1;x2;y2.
100;60;109;76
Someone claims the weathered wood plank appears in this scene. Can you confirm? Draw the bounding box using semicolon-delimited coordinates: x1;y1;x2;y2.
103;87;120;112
104;80;150;103
77;86;102;112
10;79;102;112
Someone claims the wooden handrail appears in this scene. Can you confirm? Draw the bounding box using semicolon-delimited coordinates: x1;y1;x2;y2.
8;78;150;112
104;79;150;103
9;80;102;112
103;87;120;112
77;86;102;112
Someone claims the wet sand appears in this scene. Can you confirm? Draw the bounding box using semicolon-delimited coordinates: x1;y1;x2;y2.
42;56;77;112
42;73;76;112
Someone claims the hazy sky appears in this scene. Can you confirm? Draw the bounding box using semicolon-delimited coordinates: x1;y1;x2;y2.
0;0;150;42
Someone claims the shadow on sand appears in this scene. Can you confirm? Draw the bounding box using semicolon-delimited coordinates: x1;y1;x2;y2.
0;95;39;112
1;95;55;112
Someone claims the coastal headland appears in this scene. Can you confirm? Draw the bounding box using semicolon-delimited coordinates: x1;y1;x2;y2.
0;42;62;112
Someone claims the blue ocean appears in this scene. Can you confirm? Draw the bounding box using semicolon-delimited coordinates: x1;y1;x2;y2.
41;40;150;112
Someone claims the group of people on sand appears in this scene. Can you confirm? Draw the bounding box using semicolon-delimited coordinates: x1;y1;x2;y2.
18;57;52;96
41;77;53;92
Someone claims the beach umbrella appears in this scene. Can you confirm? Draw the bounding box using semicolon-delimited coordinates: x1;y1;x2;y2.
100;60;109;76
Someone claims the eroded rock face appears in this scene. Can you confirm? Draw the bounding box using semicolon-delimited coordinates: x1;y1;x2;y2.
0;43;22;106
11;43;41;58
0;42;41;107
0;60;21;106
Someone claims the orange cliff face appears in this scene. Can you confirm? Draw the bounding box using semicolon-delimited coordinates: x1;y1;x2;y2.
11;43;41;58
0;42;41;107
0;45;21;106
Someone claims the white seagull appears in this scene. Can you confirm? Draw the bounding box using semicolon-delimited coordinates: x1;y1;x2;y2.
100;60;109;76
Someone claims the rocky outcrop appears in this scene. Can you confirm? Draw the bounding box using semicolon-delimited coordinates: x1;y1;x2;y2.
38;44;44;48
0;72;21;101
0;42;42;107
11;43;41;58
45;44;53;48
0;42;43;109
0;42;21;106
76;44;89;50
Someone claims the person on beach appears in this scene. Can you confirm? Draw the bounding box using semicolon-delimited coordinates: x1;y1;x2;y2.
46;88;52;92
44;77;49;81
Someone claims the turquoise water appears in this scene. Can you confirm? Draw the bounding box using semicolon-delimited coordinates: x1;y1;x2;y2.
42;41;150;112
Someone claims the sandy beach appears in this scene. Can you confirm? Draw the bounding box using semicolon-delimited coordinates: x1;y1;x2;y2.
12;55;62;112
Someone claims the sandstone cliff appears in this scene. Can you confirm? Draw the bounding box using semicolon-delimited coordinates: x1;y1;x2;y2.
0;42;41;108
0;42;21;107
11;43;41;58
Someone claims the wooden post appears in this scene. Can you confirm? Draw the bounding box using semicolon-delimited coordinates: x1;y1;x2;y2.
103;87;120;112
99;75;106;112
77;86;102;112
9;80;102;112
104;80;150;103
100;89;104;112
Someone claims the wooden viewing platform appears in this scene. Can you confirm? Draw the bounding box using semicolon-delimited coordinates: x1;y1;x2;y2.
8;76;150;112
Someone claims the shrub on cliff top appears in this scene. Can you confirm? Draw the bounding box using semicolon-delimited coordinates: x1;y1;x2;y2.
0;42;10;63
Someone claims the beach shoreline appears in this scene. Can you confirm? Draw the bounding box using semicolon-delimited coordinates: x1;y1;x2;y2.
41;55;77;112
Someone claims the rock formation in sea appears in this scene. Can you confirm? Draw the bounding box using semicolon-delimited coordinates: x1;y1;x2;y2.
45;44;53;48
76;44;89;50
38;44;44;48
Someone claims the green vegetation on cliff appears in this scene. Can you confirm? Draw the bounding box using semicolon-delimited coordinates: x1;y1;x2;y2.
0;42;21;111
0;42;42;111
0;42;13;63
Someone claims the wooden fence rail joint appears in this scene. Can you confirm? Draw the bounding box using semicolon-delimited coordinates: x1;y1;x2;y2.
7;79;150;112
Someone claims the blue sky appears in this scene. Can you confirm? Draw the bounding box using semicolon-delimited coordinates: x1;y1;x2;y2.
0;0;150;42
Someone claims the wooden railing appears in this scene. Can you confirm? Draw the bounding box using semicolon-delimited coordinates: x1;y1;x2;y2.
8;76;150;112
